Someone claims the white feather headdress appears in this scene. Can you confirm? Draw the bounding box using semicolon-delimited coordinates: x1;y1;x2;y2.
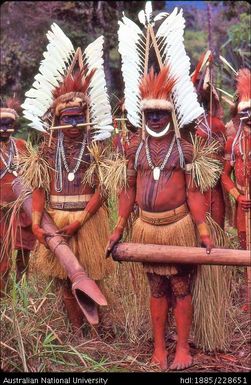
22;23;113;141
118;1;205;130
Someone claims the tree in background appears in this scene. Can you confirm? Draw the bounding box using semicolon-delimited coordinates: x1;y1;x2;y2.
0;1;165;97
1;1;249;135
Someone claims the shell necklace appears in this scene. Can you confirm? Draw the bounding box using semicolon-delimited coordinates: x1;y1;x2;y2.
55;132;87;192
0;138;18;179
145;135;176;181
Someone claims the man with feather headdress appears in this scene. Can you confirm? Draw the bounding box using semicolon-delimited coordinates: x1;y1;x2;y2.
191;51;227;230
106;3;223;370
221;68;251;311
20;24;114;334
0;97;36;295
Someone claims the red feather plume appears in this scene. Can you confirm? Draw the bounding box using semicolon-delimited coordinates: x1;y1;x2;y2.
53;68;96;100
139;66;177;100
236;68;251;101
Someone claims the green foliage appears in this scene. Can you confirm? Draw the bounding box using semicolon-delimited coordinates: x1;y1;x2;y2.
228;13;251;54
184;30;208;69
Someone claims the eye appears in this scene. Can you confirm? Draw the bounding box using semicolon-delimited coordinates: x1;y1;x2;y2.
76;115;85;123
61;116;72;124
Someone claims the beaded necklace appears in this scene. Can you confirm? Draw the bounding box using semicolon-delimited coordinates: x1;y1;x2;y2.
0;138;18;179
145;135;176;181
55;131;87;192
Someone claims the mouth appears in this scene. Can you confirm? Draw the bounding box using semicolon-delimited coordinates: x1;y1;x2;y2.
68;127;81;134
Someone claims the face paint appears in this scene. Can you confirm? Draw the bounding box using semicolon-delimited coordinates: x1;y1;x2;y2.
239;108;251;127
59;113;86;139
145;109;172;138
0;118;15;142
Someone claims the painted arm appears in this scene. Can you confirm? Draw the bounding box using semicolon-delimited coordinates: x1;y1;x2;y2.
221;160;251;211
105;157;137;256
56;188;104;237
32;187;49;245
185;174;214;254
221;138;251;211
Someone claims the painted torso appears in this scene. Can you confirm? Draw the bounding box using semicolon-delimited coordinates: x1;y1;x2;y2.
0;137;26;203
128;132;193;212
40;136;96;196
227;131;251;188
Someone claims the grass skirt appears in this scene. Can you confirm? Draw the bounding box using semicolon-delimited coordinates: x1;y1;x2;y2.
192;214;234;351
131;213;197;275
33;206;114;280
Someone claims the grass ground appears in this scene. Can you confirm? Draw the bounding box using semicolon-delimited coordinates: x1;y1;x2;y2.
0;225;250;373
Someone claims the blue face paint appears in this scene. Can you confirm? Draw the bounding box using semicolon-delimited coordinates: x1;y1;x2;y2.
59;114;85;127
0;118;15;132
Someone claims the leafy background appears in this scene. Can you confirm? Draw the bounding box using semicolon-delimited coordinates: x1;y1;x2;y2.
1;1;250;139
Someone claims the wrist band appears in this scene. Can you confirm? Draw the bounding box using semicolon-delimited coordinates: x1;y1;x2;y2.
32;211;42;226
79;211;91;227
197;222;210;237
116;216;127;231
229;187;240;201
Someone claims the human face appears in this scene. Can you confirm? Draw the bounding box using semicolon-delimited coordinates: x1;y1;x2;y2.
60;113;85;139
0;118;15;142
145;109;172;137
239;108;251;128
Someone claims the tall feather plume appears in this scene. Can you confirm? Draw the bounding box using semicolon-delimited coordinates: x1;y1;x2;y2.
145;1;153;24
118;13;146;129
83;36;113;141
21;23;74;132
156;7;204;127
236;68;251;101
139;66;177;100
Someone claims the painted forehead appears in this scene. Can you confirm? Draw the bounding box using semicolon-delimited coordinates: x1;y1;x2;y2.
59;107;84;117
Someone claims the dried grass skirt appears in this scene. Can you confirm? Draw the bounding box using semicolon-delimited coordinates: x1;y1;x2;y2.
33;206;114;280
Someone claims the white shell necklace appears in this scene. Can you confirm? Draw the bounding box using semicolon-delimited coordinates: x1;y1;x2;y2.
0;138;18;179
145;134;176;181
55;131;87;192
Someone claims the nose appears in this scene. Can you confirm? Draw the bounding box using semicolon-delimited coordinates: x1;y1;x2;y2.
72;118;77;127
151;113;160;122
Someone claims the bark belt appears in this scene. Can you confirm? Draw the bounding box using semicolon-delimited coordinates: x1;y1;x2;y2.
139;203;189;226
49;194;93;210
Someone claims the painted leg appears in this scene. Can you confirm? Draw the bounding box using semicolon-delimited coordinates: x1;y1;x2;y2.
170;294;193;370
62;284;84;337
16;249;30;282
150;295;169;370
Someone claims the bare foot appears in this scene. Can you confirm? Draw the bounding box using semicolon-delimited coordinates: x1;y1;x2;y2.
170;345;193;371
150;350;168;370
